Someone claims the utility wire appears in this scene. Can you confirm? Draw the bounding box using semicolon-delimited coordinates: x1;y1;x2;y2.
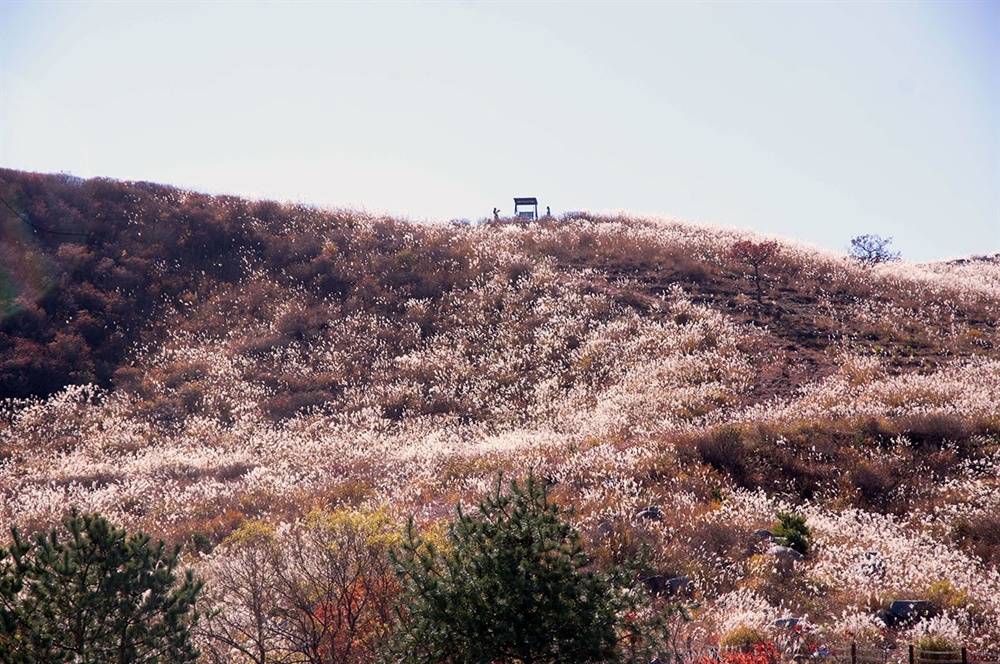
0;193;90;238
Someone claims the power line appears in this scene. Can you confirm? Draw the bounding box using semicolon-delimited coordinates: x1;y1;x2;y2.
0;193;90;238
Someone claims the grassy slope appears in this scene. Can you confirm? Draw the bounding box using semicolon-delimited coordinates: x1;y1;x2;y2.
2;169;1000;646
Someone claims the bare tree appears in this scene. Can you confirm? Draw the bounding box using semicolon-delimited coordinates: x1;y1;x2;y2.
198;511;400;664
272;510;400;664
728;239;780;303
196;523;290;664
849;234;900;266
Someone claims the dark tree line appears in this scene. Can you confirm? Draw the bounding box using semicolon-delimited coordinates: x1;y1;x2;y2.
2;478;682;663
0;170;258;398
0;170;459;400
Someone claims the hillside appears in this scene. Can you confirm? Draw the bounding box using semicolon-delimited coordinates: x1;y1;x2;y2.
2;169;999;651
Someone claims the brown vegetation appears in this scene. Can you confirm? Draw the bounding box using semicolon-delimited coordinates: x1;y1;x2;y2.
2;169;1000;649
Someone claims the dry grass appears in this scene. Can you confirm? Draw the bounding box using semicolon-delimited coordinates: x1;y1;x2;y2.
2;170;999;650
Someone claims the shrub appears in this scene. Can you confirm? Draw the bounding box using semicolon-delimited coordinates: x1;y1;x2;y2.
850;462;901;513
713;629;778;664
726;642;779;664
772;511;811;555
693;426;751;487
952;513;1000;567
925;579;969;612
900;413;974;452
720;624;768;648
277;509;401;664
915;633;961;663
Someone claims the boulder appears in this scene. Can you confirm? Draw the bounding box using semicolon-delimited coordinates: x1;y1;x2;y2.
640;575;667;595
768;545;804;561
636;506;663;521
877;600;936;627
890;599;935;622
773;617;801;630
666;575;693;597
768;545;804;574
596;513;623;538
876;608;895;627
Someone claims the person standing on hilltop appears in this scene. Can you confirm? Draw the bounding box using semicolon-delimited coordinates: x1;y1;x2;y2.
493;207;500;221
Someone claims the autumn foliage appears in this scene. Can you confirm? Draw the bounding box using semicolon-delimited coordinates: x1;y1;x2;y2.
3;169;1000;651
694;642;780;664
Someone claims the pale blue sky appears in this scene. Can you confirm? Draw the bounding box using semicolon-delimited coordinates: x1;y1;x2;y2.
1;1;997;261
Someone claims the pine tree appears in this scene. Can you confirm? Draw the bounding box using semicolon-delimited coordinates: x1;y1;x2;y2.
0;509;201;663
389;473;660;664
0;538;29;663
772;511;811;556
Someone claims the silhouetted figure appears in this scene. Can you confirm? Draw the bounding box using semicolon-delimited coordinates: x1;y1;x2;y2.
546;206;551;217
493;207;500;221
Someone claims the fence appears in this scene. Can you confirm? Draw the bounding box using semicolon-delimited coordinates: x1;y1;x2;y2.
670;642;1000;664
829;645;999;664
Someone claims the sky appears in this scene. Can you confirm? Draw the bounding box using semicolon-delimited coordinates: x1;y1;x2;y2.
1;1;998;262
